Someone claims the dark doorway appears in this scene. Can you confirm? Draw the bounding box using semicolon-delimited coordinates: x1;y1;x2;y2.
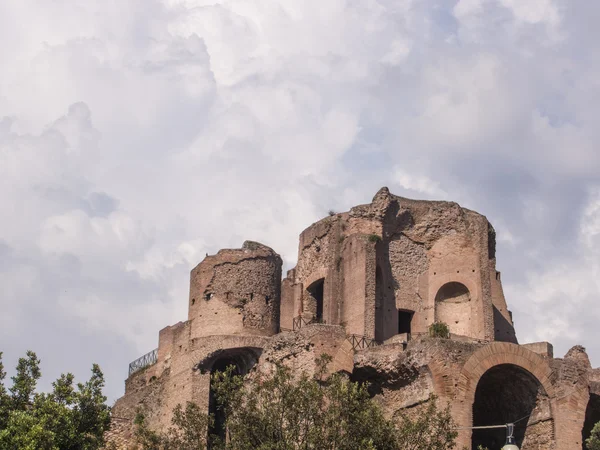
472;364;547;449
307;278;324;322
398;310;413;335
583;392;600;449
205;348;261;448
209;357;240;446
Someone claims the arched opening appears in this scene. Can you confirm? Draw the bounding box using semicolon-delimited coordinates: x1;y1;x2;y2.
306;278;324;323
472;364;550;450
583;392;600;449
209;356;240;446
435;282;471;336
205;348;261;448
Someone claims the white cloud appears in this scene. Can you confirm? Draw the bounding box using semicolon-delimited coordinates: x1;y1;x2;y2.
454;0;484;20
499;0;560;27
393;168;448;199
505;187;600;355
1;0;600;400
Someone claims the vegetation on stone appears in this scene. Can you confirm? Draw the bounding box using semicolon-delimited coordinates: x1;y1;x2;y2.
428;322;450;339
135;355;458;450
394;396;457;450
588;421;600;450
0;351;111;450
136;402;212;450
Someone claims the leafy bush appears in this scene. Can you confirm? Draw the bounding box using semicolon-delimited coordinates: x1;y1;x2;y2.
587;421;600;450
136;402;212;450
394;396;457;450
136;355;459;450
429;322;450;339
367;234;381;243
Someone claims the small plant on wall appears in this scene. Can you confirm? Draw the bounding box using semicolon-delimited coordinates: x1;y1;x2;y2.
367;234;381;243
429;321;450;339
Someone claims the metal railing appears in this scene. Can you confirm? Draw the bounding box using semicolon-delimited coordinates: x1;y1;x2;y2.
128;348;158;376
292;315;314;331
346;334;380;351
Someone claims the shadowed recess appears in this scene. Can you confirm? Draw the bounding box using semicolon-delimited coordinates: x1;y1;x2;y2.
582;390;600;449
472;364;546;450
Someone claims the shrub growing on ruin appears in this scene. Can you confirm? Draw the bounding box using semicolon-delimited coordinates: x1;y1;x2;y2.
429;322;450;339
587;421;600;450
368;234;381;243
136;354;460;450
394;396;457;450
0;351;111;450
207;356;397;450
135;402;212;450
206;357;396;450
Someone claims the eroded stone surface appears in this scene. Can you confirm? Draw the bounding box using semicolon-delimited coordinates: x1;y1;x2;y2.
106;189;598;450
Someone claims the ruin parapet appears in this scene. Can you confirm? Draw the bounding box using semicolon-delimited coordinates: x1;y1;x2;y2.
281;186;516;344
188;240;282;338
107;188;598;450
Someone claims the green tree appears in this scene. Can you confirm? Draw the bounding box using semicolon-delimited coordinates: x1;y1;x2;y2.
587;421;600;450
9;351;41;411
137;354;458;450
0;353;10;429
0;351;111;450
207;355;400;450
135;412;165;450
394;396;457;450
135;403;212;450
72;364;111;449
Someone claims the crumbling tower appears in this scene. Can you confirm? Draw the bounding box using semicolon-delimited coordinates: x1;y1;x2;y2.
188;240;282;338
108;188;598;450
280;187;517;343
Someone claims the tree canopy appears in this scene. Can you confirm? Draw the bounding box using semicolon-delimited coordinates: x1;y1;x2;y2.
136;355;457;450
0;351;111;450
587;421;600;450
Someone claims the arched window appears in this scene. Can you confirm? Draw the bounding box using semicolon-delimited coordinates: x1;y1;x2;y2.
306;278;325;323
435;282;470;303
435;282;471;337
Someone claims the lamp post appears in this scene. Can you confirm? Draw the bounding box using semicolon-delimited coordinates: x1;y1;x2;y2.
501;423;519;450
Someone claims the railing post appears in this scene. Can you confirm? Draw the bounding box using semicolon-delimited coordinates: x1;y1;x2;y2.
128;348;158;376
346;334;380;351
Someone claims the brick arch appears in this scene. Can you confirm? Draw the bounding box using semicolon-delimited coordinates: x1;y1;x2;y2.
302;267;328;291
428;274;488;340
301;267;329;321
453;342;555;448
429;273;479;306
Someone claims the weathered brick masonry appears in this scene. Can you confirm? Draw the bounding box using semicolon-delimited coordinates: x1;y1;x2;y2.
107;188;599;449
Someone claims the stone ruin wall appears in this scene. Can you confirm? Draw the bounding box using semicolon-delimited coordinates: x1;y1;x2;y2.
188;240;282;338
280;187;515;344
106;188;598;450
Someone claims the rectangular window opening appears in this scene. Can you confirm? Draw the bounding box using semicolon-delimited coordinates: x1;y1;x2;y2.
398;310;413;335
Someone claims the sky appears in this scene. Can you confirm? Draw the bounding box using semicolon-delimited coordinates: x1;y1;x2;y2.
1;0;600;403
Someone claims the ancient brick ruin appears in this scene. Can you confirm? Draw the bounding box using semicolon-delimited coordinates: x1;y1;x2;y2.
108;187;600;449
